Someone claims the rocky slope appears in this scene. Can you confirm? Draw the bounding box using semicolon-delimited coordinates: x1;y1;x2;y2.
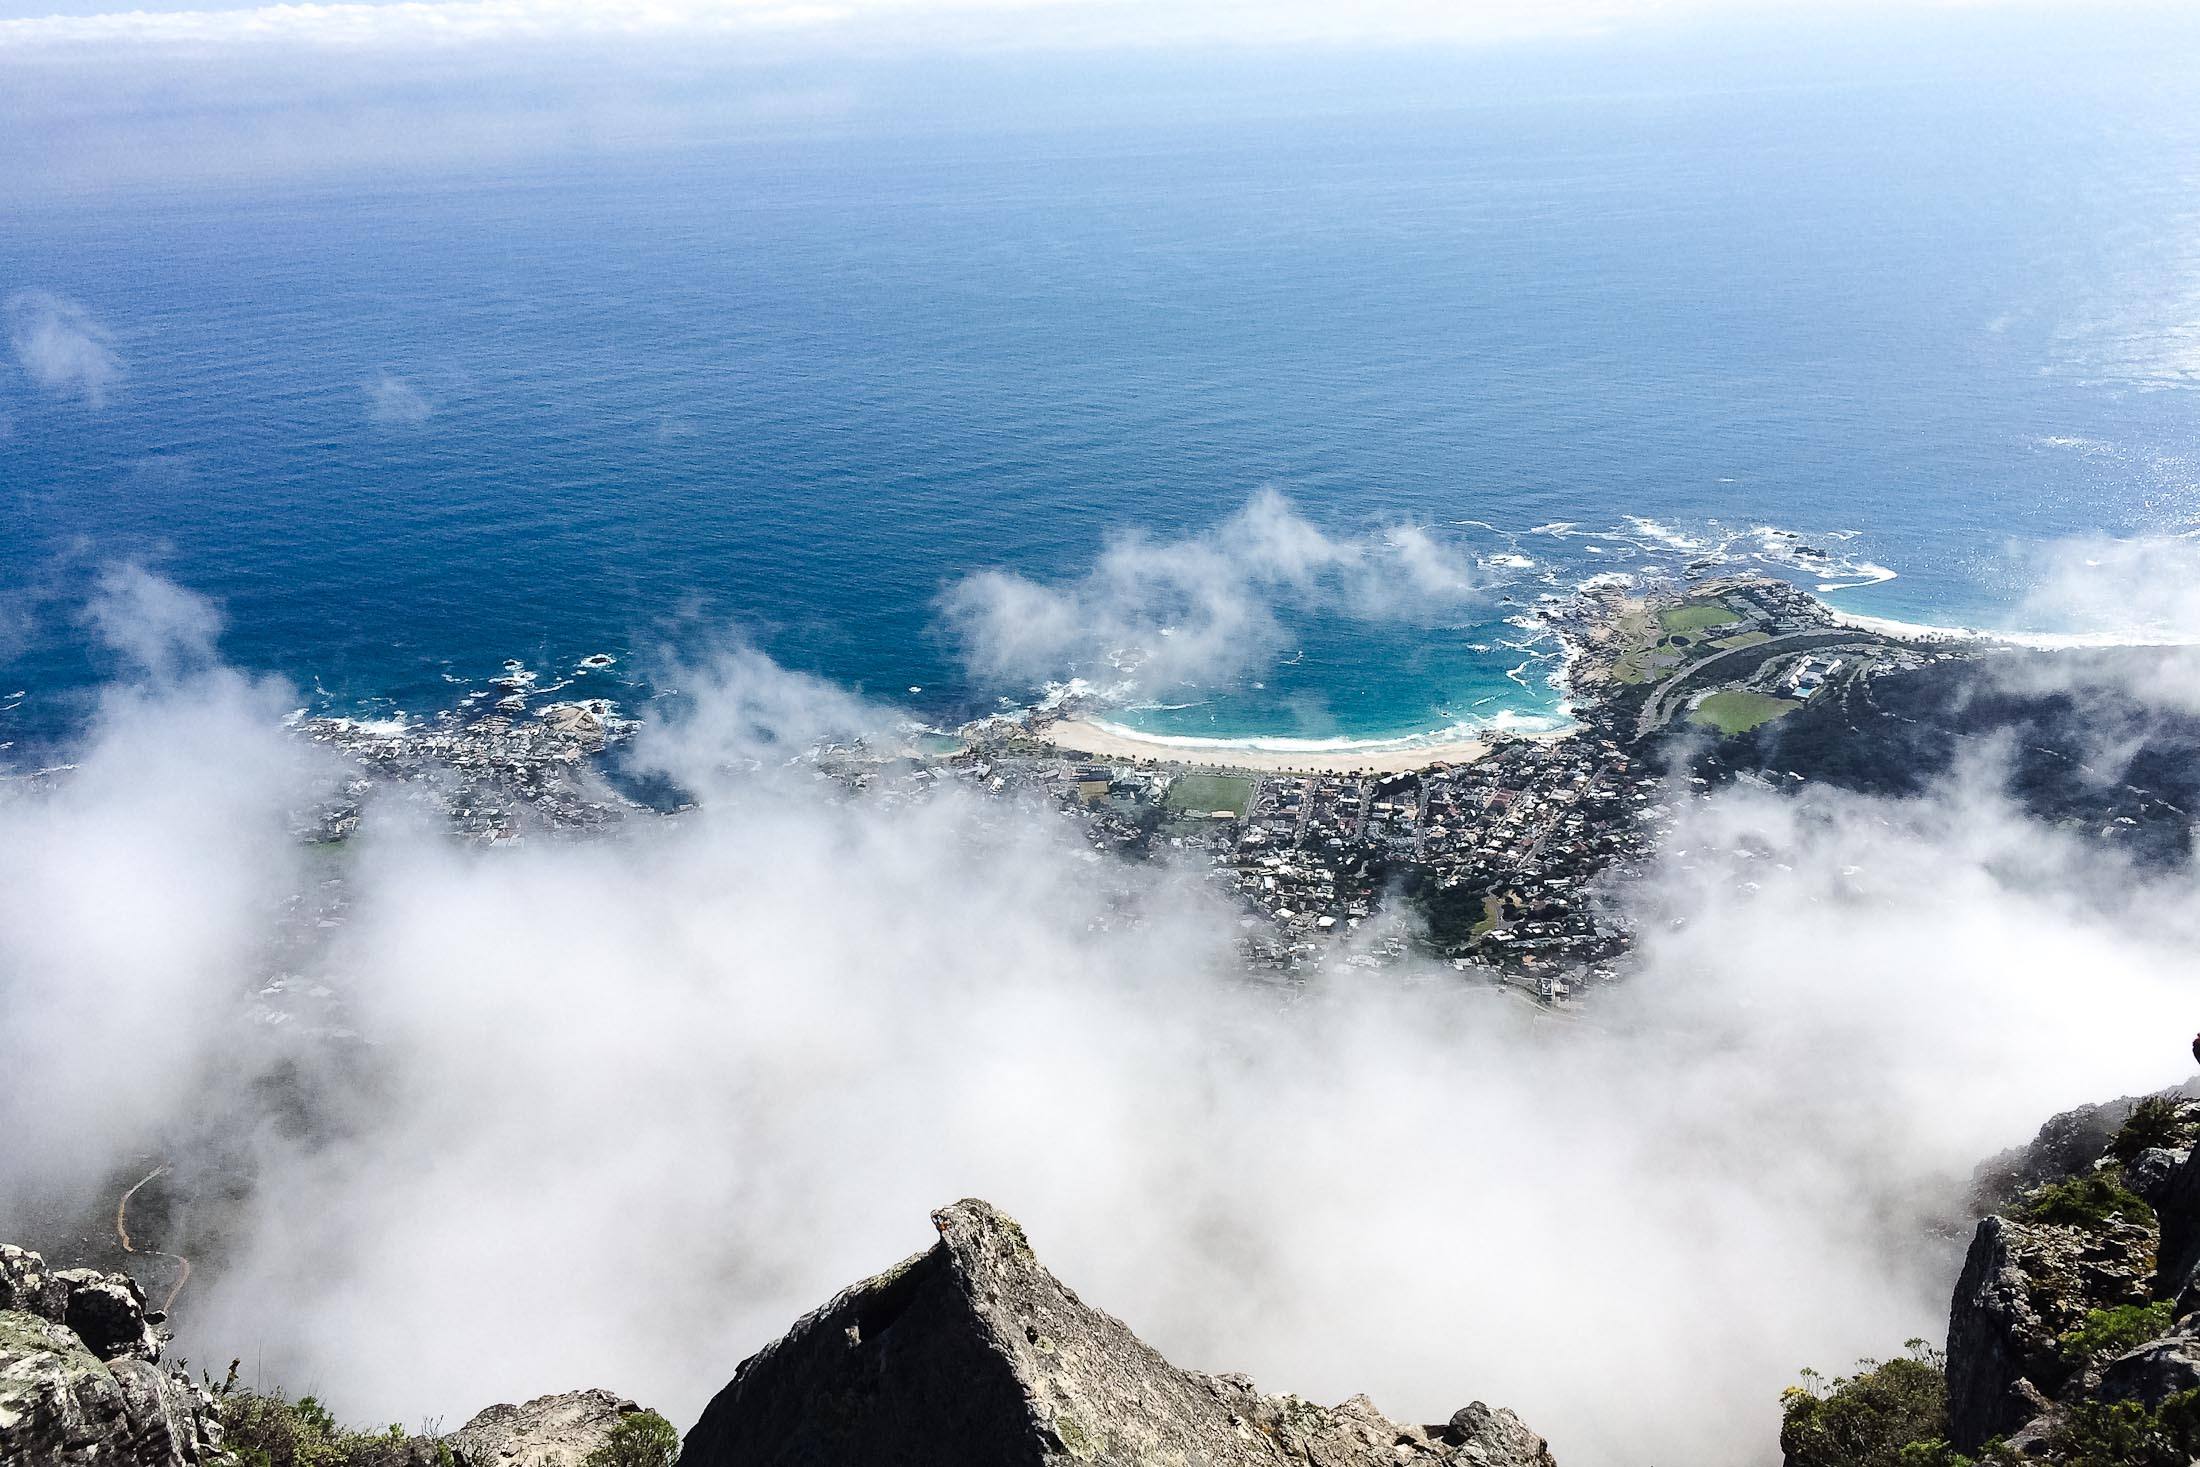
679;1197;1555;1467
1942;1092;2200;1455
0;1237;655;1467
1778;1086;2200;1465
0;1243;226;1466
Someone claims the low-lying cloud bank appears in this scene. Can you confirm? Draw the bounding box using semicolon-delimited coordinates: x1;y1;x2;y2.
2;573;2198;1467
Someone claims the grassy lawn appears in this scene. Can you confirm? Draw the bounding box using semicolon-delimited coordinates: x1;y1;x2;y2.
1163;773;1254;817
1712;629;1772;651
1659;600;1743;636
1616;600;1749;683
1690;689;1801;735
1611;606;1662;683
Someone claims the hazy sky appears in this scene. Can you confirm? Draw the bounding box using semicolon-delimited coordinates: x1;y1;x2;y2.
4;0;2196;195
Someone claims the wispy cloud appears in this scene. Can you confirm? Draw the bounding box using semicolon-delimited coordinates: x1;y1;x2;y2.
5;0;2185;196
2017;533;2200;645
0;0;1730;55
84;563;226;682
941;489;1485;692
365;372;435;425
5;291;123;408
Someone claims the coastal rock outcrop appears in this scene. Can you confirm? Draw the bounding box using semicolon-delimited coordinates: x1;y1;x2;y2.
679;1198;1554;1467
448;1387;650;1467
0;1244;224;1467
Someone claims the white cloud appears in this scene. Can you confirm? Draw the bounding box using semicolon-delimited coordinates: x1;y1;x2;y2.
0;575;321;1219
5;291;124;408
941;489;1486;692
6;571;2200;1467
2016;533;2200;645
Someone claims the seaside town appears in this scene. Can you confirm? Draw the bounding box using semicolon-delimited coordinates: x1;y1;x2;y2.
289;657;642;842
268;571;1958;1006
920;571;1949;995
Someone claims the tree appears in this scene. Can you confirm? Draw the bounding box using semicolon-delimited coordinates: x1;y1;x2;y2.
584;1410;680;1467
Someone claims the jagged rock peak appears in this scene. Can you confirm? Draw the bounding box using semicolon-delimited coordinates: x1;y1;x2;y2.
679;1197;1556;1467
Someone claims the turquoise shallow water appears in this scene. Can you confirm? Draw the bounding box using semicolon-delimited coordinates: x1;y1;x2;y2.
4;73;2198;754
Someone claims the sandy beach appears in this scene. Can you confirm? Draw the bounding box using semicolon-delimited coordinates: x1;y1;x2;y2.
1034;716;1497;774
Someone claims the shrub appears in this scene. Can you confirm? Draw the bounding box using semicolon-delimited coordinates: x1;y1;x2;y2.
2038;1388;2200;1467
2014;1172;2155;1230
2060;1301;2175;1364
2112;1097;2193;1164
583;1410;680;1467
217;1386;450;1467
1894;1442;1974;1467
1781;1343;1949;1467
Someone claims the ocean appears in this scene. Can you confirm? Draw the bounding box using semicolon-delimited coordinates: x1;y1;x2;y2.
5;74;2198;756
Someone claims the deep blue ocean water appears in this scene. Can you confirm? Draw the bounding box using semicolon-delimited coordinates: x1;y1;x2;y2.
5;78;2198;754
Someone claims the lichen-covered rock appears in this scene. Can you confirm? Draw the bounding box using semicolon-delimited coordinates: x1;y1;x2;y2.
2098;1329;2200;1410
1943;1213;2154;1451
0;1247;69;1324
0;1309;224;1466
1441;1403;1558;1467
0;1246;223;1467
449;1387;648;1467
51;1270;160;1363
678;1198;1555;1467
2126;1147;2191;1210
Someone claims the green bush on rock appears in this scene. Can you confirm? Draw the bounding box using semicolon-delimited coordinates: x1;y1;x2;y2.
2110;1097;2195;1165
2014;1172;2155;1231
2059;1302;2175;1365
1780;1343;1950;1467
216;1375;452;1467
583;1410;680;1467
